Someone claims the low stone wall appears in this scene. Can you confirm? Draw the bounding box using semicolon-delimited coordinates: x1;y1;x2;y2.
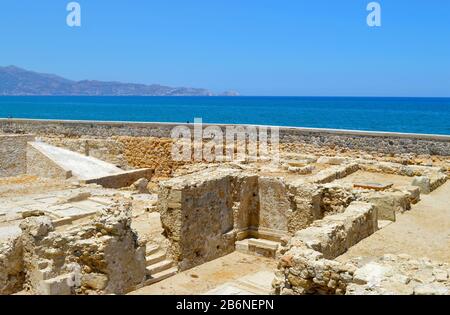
309;163;360;184
294;202;378;259
19;202;146;295
0;134;35;177
274;202;378;295
2;119;450;156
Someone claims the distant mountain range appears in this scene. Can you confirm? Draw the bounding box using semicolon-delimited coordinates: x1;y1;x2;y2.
0;66;239;96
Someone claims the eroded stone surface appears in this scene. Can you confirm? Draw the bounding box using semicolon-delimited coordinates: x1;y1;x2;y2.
19;202;146;295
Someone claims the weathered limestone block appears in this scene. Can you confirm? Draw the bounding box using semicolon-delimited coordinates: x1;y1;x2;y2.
320;184;356;215
258;177;290;236
429;173;448;192
130;178;150;194
231;173;259;240
285;182;323;234
396;186;421;204
310;163;359;184
19;202;146;295
159;169;240;271
0;237;25;295
317;156;347;165
360;191;410;221
287;165;315;175
412;176;431;194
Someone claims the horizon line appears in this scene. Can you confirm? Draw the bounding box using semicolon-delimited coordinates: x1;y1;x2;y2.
0;95;449;98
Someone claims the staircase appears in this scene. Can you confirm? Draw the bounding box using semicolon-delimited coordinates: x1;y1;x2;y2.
144;244;177;286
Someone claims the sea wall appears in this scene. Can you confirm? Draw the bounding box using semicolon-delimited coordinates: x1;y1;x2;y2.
1;119;450;156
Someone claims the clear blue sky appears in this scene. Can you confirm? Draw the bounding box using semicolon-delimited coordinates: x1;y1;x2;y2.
0;0;449;96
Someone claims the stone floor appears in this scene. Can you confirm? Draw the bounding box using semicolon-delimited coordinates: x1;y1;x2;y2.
129;252;277;295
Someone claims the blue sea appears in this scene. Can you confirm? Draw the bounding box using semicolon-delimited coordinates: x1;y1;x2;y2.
1;96;450;135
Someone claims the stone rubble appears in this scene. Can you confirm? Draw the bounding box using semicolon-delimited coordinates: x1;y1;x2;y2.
1;202;147;295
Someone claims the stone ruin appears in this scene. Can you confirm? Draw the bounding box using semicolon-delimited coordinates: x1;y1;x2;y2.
1;132;450;295
1;202;146;295
155;155;450;295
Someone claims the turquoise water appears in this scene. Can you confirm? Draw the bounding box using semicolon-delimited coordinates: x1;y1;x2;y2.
1;96;450;135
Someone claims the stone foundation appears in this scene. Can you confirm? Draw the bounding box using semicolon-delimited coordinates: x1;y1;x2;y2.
159;168;243;271
274;202;378;295
0;202;147;295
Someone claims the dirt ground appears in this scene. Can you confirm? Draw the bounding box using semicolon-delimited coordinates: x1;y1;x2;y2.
129;252;277;295
338;181;450;263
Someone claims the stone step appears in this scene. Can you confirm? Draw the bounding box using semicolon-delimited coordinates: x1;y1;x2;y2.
235;238;280;258
146;251;166;266
144;267;178;286
146;259;174;275
146;244;160;256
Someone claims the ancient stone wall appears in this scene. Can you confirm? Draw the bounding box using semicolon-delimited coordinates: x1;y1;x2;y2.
0;236;24;295
258;177;290;235
115;136;187;177
231;173;260;240
158;167;369;271
0;134;35;177
294;202;378;259
284;182;323;235
274;202;378;295
2;119;450;156
19;202;146;295
159;169;241;271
